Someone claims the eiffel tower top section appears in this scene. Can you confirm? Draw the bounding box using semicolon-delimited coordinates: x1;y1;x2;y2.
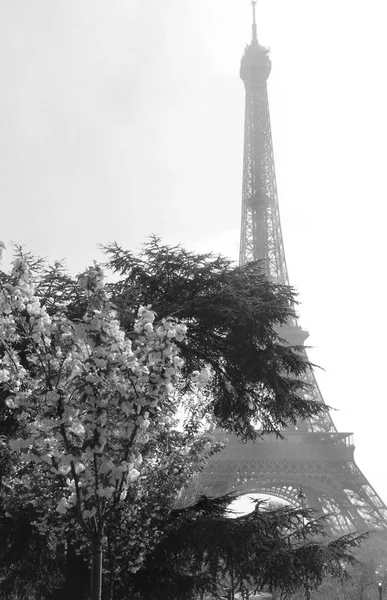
239;2;289;285
240;1;271;79
239;4;337;434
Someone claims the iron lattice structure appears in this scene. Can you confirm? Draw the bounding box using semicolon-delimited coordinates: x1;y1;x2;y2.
239;38;288;284
194;6;387;532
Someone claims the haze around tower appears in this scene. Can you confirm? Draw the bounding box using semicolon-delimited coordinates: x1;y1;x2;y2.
0;0;386;502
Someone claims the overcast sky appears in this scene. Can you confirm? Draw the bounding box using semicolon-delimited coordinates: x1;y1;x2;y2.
1;0;387;506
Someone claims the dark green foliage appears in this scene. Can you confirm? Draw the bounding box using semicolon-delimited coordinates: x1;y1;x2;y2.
103;237;327;439
0;503;89;600
0;505;64;600
113;495;365;600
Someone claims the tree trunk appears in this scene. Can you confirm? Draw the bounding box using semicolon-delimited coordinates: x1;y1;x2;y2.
107;569;114;600
106;536;115;600
230;566;235;600
91;537;103;600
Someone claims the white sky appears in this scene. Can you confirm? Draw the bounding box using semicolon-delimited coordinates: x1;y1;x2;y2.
1;0;387;504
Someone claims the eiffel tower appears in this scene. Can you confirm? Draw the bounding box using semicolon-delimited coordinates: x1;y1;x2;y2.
195;3;387;532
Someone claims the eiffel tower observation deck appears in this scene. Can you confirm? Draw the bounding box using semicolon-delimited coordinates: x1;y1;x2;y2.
194;2;387;532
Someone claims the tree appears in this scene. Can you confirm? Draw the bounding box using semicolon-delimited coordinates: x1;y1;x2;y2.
103;237;326;439
0;256;213;600
112;496;363;600
0;240;365;599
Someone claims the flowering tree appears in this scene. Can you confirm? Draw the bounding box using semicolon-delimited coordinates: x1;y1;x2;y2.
0;257;212;600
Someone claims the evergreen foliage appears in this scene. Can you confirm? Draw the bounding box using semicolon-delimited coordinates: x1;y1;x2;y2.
121;497;363;600
103;237;326;439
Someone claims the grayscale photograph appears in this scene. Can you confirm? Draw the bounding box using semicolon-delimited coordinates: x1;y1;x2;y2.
0;1;386;599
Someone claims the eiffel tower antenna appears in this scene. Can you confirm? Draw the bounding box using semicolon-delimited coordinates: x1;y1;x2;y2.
251;1;258;42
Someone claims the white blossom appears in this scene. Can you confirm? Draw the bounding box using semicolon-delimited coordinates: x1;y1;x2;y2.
0;255;213;578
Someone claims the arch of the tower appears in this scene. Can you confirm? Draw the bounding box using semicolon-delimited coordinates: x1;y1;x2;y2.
193;432;387;532
226;475;358;532
198;467;358;531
